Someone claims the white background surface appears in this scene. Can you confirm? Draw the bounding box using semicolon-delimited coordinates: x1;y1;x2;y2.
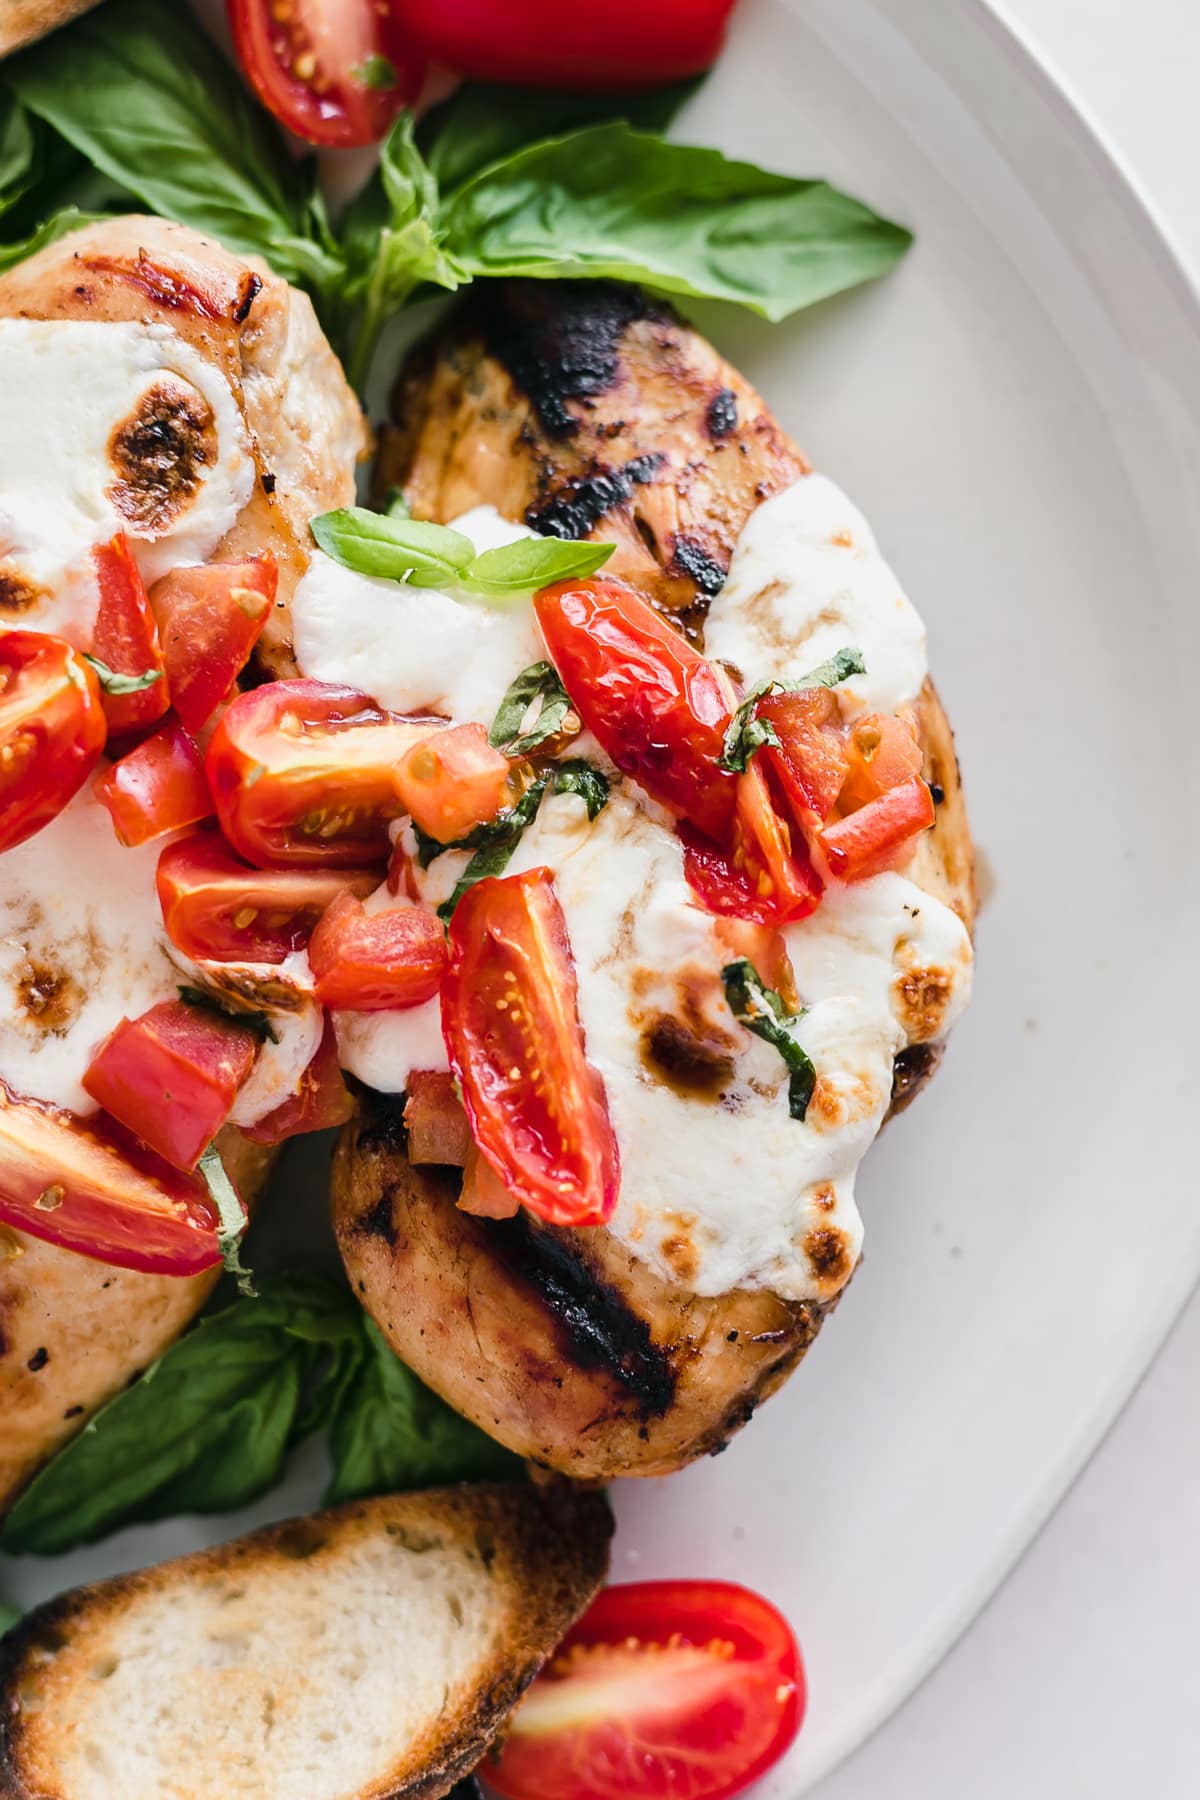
815;3;1200;1795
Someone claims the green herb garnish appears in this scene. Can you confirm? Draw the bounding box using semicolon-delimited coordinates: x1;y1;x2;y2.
198;1143;255;1299
82;654;162;696
722;959;817;1122
720;645;867;773
488;661;573;757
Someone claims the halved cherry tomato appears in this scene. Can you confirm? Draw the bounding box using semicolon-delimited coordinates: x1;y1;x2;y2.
837;712;923;811
758;686;849;829
0;631;106;854
393;0;737;88
393;723;521;843
535;578;736;840
308;890;446;1011
241;1019;354;1145
157;831;379;964
818;775;935;881
441;867;620;1228
206;680;432;869
82;1000;261;1171
0;1081;230;1275
487;1579;804;1800
94;719;213;848
227;0;425;147
91;533;170;737
681;761;822;927
148;557;277;734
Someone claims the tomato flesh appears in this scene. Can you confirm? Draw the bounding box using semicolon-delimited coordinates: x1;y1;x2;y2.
758;687;849;829
241;1018;354;1144
487;1579;804;1800
0;1081;229;1275
308;890;447;1011
818;775;935;881
206;679;432;869
82;1000;261;1172
837;711;923;810
535;578;736;840
94;718;213;847
157;831;379;965
91;533;170;737
393;0;737;88
393;722;520;843
0;631;107;854
441;867;619;1228
227;0;425;147
149;557;276;734
681;762;822;928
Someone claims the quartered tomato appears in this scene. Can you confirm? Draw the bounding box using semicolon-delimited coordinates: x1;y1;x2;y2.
157;831;379;965
393;0;738;88
308;890;446;1011
227;0;425;147
149;557;277;734
486;1580;804;1800
818;775;935;881
681;761;822;927
91;532;169;737
206;680;431;869
0;1081;231;1275
0;631;106;854
535;578;736;840
242;1019;354;1144
441;867;619;1228
82;999;262;1172
393;723;521;844
94;718;213;847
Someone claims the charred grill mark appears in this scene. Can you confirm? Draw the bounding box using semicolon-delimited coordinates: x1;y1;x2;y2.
233;271;262;325
485;1213;677;1417
357;1192;397;1246
354;1091;410;1157
706;387;738;439
527;452;663;540
477;280;665;437
107;379;215;529
670;537;728;598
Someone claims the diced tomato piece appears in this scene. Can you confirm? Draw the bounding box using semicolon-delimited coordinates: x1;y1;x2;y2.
206;679;432;868
714;917;798;1008
441;867;620;1228
149;557;276;734
681;762;823;926
818;775;935;880
157;831;379;965
393;723;520;843
0;631;106;854
82;999;261;1171
535;578;736;839
837;712;923;810
91;533;170;736
308;890;446;1011
94;718;213;847
759;686;849;828
241;1019;354;1145
404;1070;471;1167
0;1080;230;1275
457;1144;521;1218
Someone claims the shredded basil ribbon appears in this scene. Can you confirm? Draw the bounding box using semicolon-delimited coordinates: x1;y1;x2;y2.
720;645;867;774
198;1143;255;1298
722;959;817;1122
82;654;162;696
488;660;574;757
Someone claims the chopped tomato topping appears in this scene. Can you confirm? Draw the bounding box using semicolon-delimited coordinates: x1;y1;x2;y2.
441;867;620;1227
818;775;935;880
457;1143;521;1218
157;831;379;965
91;533;170;737
149;557;276;734
403;1070;471;1168
713;917;797;1008
241;1019;354;1145
82;1000;261;1172
308;890;447;1011
94;718;213;847
681;760;822;927
837;711;924;810
393;723;522;843
758;686;849;828
0;631;106;854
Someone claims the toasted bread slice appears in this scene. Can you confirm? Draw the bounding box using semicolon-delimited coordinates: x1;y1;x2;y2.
0;1483;613;1800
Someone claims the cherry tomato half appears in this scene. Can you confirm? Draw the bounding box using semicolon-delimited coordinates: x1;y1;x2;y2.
0;631;107;854
149;557;277;735
91;532;169;737
393;0;738;89
241;1019;354;1145
308;890;447;1011
157;831;379;965
0;1081;230;1275
535;578;736;840
441;867;620;1228
227;0;425;147
487;1579;804;1800
94;718;213;848
206;680;433;869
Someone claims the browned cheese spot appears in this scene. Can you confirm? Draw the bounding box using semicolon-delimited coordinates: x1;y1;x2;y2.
107;378;216;530
659;1232;700;1286
0;568;47;616
804;1224;852;1287
635;965;741;1099
16;962;82;1036
893;967;954;1044
807;1071;880;1130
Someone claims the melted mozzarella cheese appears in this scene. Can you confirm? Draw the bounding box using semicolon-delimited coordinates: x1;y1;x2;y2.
704;473;928;715
0;319;253;645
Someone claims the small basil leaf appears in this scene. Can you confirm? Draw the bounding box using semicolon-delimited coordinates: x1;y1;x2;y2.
0;94;36;209
199;1143;255;1298
177;985;279;1046
436;777;550;920
459;536;615;601
720;646;867;771
722;959;817;1122
83;654;162;696
0;1601;20;1636
488;661;573;757
0;205;110;274
796;645;867;690
310;507;474;587
552;759;610;821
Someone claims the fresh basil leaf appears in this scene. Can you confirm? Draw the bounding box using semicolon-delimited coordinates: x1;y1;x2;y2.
326;1317;519;1505
0;1600;20;1636
353;54;398;92
0;93;36;211
459;536;615;601
488;661;573;757
420;78;703;195
442;123;911;321
384;486;412;520
199;1143;255;1299
796;645;867;690
720;645;867;771
311;507;473;587
0;204;108;274
722;958;817;1121
436;777;550;920
552;759;610;821
0;1275;364;1556
82;653;162;696
177;985;278;1046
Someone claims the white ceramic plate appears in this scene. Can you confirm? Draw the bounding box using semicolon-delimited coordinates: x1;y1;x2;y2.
5;1;1200;1792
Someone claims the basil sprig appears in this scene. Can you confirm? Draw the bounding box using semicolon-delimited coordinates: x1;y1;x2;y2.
198;1144;255;1299
722;959;817;1122
311;507;615;602
82;653;162;696
720;645;867;773
489;661;574;756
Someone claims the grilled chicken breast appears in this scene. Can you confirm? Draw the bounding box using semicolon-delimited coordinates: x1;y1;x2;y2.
335;282;976;1481
0;0;99;58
